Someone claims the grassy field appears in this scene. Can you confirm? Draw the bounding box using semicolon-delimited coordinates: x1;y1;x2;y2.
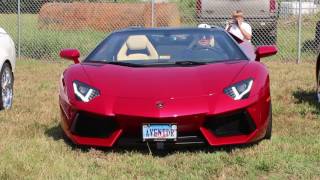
0;13;319;61
0;14;106;59
0;59;319;179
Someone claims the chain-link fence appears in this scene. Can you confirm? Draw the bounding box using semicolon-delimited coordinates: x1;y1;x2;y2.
0;0;319;62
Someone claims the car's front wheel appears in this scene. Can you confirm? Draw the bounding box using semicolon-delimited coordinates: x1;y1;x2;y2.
264;103;272;140
0;63;13;110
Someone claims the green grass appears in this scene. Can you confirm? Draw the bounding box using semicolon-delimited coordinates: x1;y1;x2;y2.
0;59;319;179
276;15;319;61
0;14;106;59
0;13;319;61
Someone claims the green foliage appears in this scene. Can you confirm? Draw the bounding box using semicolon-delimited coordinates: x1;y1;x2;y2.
176;0;195;10
0;14;106;59
0;12;318;60
20;29;105;59
0;0;50;13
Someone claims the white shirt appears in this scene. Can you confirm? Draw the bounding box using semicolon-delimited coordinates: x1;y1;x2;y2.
226;22;252;41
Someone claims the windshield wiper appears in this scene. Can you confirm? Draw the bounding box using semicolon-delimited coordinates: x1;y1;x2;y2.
87;60;208;67
106;61;145;67
174;61;208;66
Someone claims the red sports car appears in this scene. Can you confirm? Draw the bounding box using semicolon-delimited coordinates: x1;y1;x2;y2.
59;27;277;148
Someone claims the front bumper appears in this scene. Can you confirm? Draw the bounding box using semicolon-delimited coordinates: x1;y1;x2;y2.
59;95;271;147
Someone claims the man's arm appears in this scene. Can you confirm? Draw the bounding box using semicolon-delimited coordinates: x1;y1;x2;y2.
239;26;252;40
237;19;252;40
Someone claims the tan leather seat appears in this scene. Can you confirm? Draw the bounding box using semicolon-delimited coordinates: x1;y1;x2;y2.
117;35;158;61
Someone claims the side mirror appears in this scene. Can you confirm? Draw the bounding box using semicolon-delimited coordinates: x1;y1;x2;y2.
255;45;278;61
59;49;80;64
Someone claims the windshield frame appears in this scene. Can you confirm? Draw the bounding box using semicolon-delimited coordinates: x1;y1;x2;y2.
84;28;250;65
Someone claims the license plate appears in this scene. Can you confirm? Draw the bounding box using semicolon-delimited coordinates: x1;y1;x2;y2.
142;124;177;141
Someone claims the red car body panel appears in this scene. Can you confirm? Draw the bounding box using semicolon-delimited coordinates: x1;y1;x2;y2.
59;59;271;147
58;28;276;147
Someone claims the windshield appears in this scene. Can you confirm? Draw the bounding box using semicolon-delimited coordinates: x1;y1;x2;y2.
85;29;248;65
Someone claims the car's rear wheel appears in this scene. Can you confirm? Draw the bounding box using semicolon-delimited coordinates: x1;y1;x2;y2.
264;103;272;140
0;63;13;110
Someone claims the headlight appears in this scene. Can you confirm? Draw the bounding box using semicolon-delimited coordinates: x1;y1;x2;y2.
224;79;253;100
73;81;100;102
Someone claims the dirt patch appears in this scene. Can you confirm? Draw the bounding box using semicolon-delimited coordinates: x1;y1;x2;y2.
38;2;181;32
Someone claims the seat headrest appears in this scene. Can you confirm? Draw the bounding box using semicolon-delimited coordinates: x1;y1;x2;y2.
126;35;148;50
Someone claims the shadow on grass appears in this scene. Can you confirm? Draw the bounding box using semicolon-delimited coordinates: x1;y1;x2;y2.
292;89;320;112
45;124;76;148
45;124;262;157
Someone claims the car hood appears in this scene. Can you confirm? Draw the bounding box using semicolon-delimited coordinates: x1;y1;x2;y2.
80;61;248;99
63;60;257;117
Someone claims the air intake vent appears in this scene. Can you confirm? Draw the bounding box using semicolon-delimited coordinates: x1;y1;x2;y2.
204;111;256;137
71;112;118;138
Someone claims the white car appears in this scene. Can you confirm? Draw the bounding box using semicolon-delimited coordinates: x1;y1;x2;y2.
0;28;15;109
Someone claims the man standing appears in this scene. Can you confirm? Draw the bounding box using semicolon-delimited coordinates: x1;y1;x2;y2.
226;10;252;41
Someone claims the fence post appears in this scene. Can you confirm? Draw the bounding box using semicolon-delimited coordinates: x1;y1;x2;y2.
17;0;21;60
297;0;302;64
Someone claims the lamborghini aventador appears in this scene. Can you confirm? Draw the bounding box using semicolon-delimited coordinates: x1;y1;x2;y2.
59;27;277;148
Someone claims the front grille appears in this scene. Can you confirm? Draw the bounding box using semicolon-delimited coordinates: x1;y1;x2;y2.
204;111;256;137
116;134;206;147
71;112;118;138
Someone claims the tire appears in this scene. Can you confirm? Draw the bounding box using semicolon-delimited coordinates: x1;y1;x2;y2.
264;103;272;140
0;63;14;110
